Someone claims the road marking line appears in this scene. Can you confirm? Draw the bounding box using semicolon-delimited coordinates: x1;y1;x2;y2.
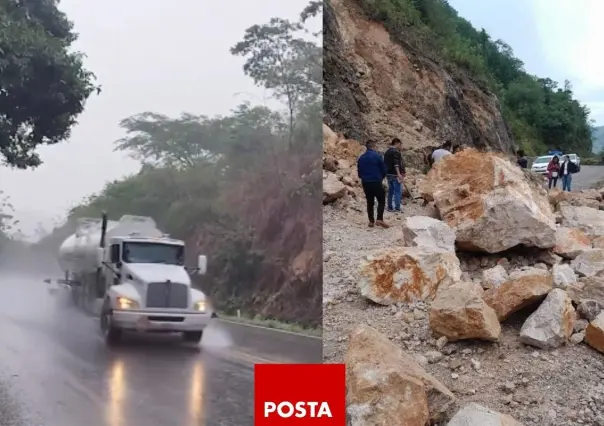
218;319;322;340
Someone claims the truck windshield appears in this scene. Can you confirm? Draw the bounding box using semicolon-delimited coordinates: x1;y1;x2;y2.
122;242;184;265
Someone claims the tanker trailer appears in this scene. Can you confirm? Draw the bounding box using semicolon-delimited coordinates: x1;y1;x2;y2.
46;213;215;345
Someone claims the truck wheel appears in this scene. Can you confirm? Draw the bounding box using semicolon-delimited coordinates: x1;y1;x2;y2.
100;305;122;345
183;331;203;343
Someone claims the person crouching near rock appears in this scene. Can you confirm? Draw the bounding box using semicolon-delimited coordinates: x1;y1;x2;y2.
547;155;560;189
431;140;453;166
357;140;390;228
516;149;528;169
384;137;405;213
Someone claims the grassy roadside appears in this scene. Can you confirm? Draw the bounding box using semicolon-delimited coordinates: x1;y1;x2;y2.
217;312;322;338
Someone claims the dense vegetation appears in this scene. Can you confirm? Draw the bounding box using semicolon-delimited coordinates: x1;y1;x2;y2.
0;0;98;168
359;0;593;156
36;2;322;327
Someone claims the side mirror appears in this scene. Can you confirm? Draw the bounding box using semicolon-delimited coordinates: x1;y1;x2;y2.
95;247;104;268
43;278;51;284
197;255;207;275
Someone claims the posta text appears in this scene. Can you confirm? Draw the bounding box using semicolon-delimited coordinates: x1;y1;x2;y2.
264;401;333;418
254;364;345;425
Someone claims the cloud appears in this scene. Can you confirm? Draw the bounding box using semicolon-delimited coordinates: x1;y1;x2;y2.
531;0;604;94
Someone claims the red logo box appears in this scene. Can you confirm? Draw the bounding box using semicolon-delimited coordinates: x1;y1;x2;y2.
254;363;346;425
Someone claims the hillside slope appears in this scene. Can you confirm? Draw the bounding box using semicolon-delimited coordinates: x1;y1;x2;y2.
324;0;514;160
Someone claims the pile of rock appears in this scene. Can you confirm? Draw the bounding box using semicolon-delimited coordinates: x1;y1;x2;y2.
322;124;422;206
346;325;524;425
345;149;604;424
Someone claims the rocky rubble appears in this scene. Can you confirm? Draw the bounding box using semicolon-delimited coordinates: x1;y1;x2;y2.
324;140;604;425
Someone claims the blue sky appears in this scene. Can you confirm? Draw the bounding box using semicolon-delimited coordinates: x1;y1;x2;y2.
449;0;604;125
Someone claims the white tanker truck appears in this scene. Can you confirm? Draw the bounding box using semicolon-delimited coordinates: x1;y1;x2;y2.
45;213;215;345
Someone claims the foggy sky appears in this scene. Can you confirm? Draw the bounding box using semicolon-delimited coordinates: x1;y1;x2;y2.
0;0;316;238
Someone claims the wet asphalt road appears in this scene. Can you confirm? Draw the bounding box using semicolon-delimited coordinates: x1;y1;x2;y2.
568;165;604;190
0;274;322;426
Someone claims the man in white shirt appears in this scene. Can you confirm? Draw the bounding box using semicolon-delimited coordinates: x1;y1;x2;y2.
431;140;453;165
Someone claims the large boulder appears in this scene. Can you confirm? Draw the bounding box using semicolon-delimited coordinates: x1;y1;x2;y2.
429;282;501;341
585;312;604;354
446;403;524;426
559;205;604;238
570;249;604;277
346;325;456;425
483;268;553;321
519;289;576;349
358;247;462;305
401;216;456;252
419;149;556;253
553;227;591;259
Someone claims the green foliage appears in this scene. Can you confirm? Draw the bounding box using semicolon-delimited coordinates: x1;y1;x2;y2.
357;0;593;156
48;2;323;326
0;0;99;168
230;13;322;144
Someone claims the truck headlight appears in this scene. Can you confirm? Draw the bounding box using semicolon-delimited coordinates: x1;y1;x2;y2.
117;296;138;310
194;300;206;312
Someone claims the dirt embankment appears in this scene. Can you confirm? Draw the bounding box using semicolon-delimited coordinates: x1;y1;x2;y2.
324;0;514;166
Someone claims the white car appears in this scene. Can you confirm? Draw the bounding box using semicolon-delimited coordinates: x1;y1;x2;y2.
530;155;553;175
567;154;581;172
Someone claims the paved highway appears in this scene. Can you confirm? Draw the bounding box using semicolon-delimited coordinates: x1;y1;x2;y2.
567;165;604;191
0;274;322;426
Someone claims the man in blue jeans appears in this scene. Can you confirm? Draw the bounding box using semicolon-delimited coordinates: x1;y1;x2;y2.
357;140;389;228
383;138;405;212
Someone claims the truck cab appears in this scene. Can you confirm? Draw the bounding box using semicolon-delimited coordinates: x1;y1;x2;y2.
98;234;213;345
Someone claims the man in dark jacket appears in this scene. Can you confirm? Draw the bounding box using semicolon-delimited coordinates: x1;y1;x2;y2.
383;138;405;212
357;140;389;228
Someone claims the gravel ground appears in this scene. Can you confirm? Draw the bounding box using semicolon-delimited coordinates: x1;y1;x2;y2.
323;198;604;426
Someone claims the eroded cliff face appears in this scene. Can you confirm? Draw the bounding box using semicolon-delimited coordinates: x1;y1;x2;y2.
324;0;514;163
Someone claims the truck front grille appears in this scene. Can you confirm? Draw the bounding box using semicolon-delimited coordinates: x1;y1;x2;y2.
146;282;188;308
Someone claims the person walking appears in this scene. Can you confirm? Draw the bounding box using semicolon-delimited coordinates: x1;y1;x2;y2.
516;150;528;169
384;138;405;213
560;155;578;192
547;155;560;189
357;140;389;228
